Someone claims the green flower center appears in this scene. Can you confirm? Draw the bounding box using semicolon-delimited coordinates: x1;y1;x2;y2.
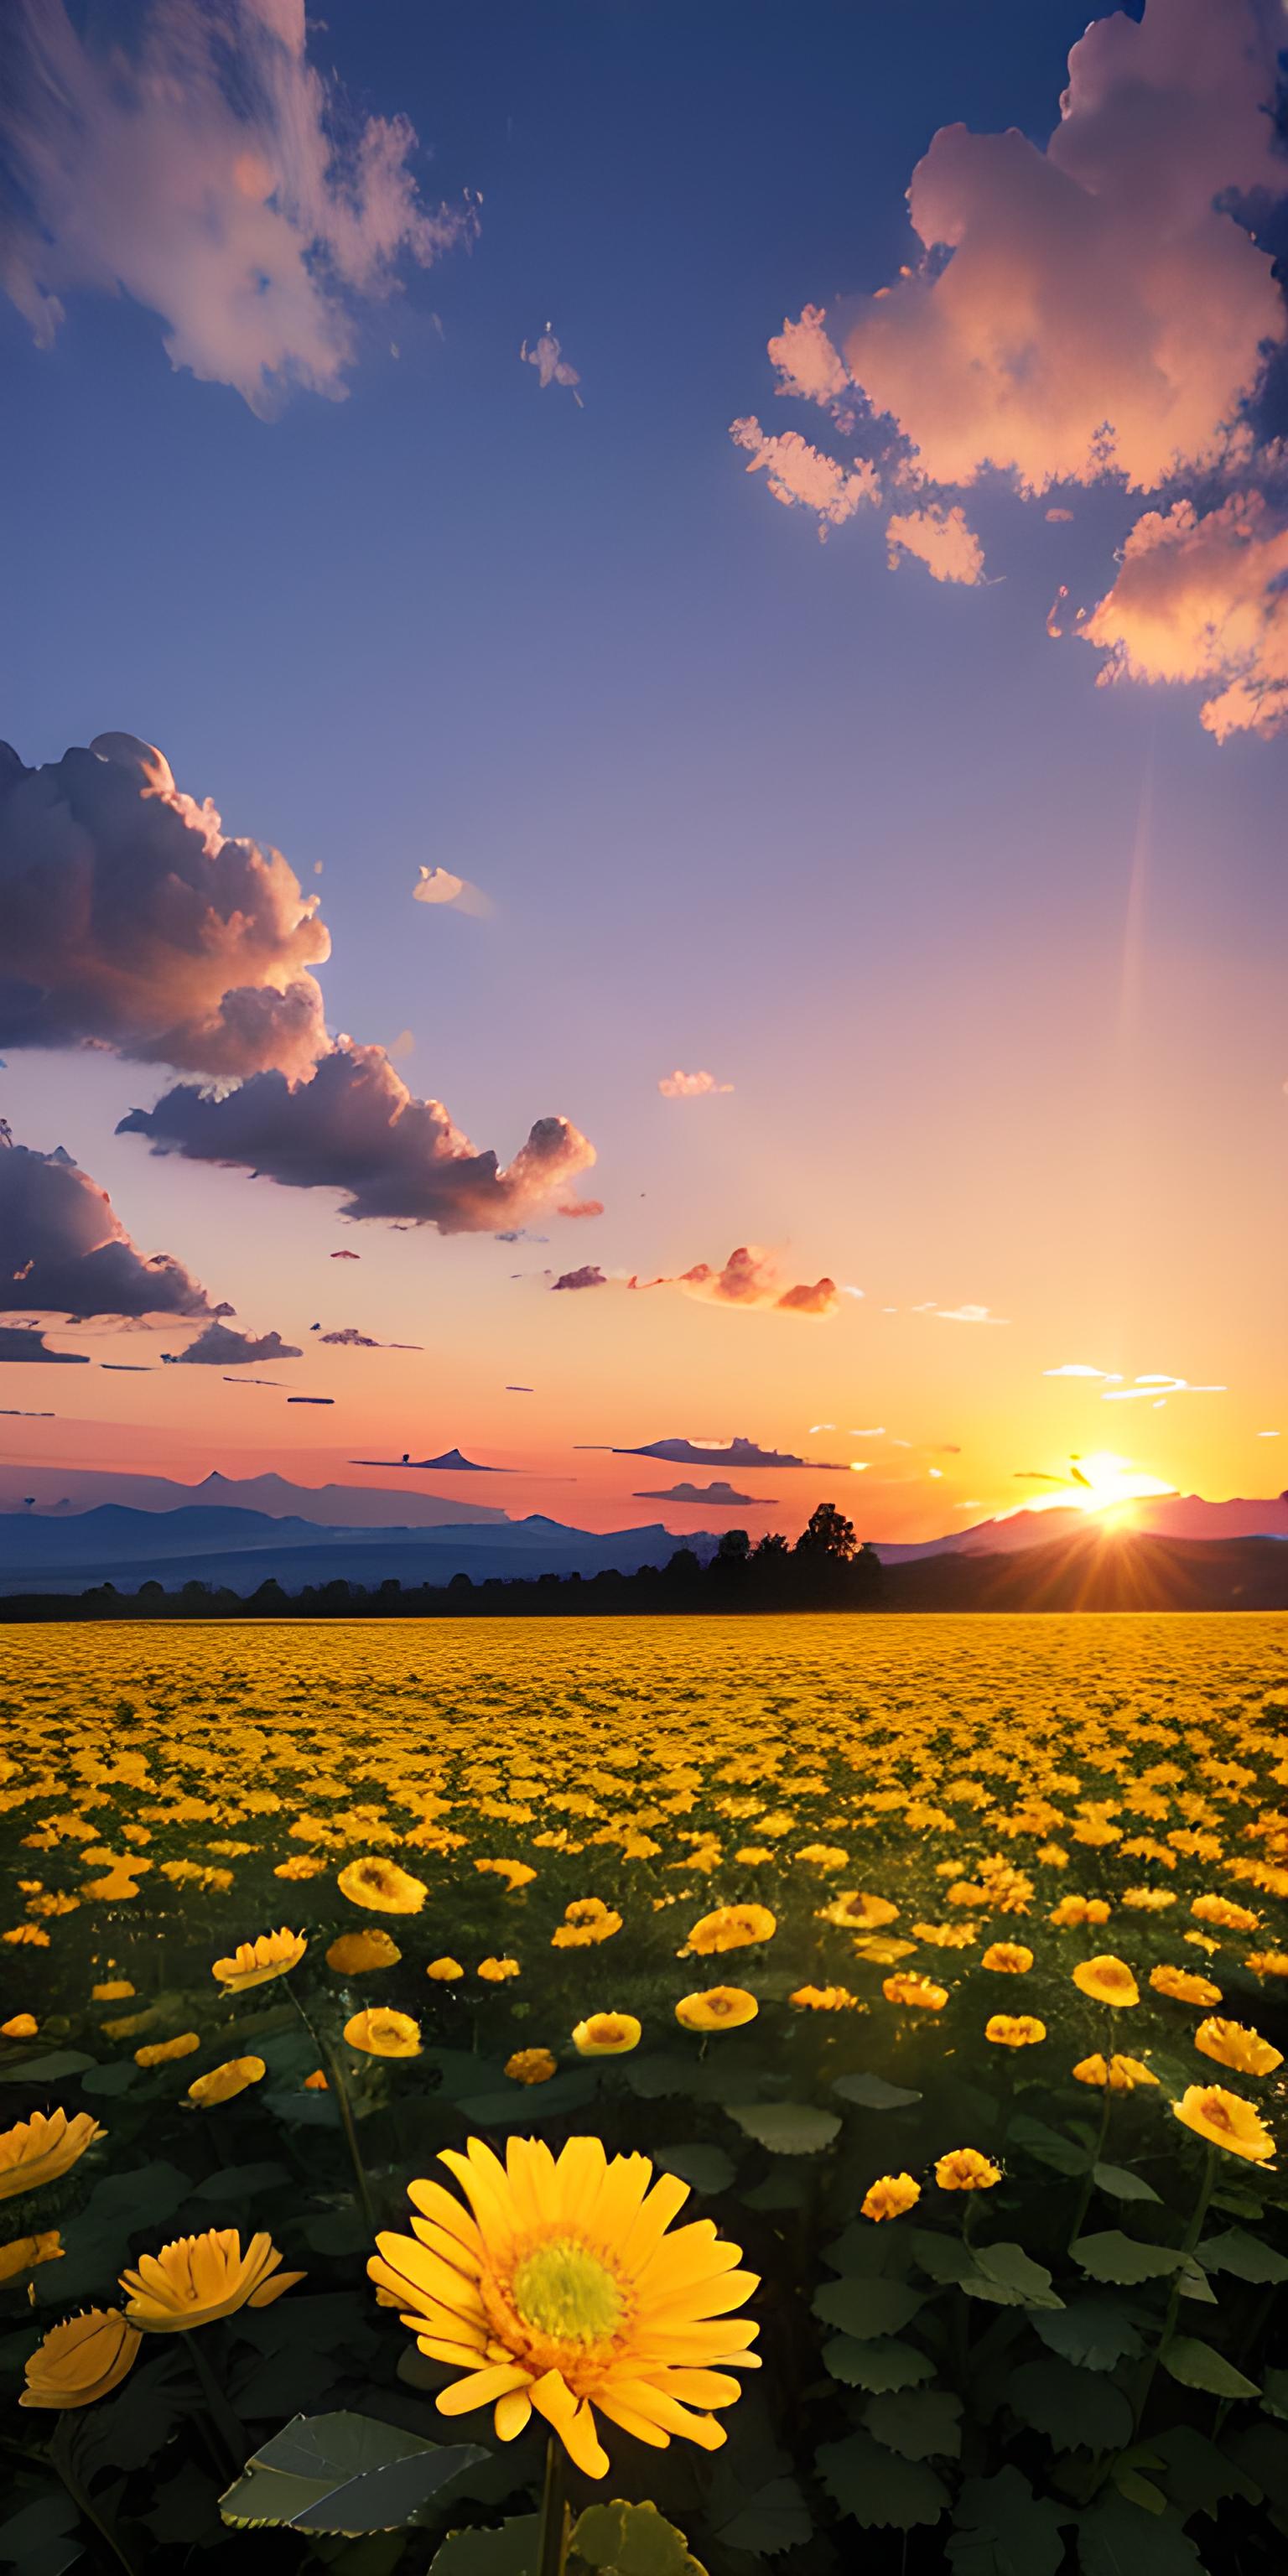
512;2238;623;2345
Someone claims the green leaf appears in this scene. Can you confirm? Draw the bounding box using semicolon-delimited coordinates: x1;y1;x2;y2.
1261;2367;1288;2423
0;2051;95;2085
1175;2259;1217;2306
813;2276;925;2340
457;2071;597;2127
1072;2233;1185;2286
1006;2359;1134;2454
570;2499;706;2576
834;2072;922;2111
0;2494;82;2576
1113;2475;1166;2516
816;2429;948;2531
725;2101;839;2156
1197;2227;1288;2285
823;2220;913;2277
1077;2497;1206;2573
909;2229;977;2285
864;2388;963;2461
823;2334;935;2392
219;2412;487;2536
1227;2422;1288;2511
1006;2116;1092;2178
262;2089;341;2127
1093;2163;1161;2205
1149;2426;1262;2517
739;2168;811;2211
1033;2301;1144;2372
191;2161;292;2201
428;2519;542;2576
653;2144;736;2195
1163;2337;1259;2400
947;2468;1069;2576
968;2241;1062;2309
704;2475;810;2557
76;2061;141;2099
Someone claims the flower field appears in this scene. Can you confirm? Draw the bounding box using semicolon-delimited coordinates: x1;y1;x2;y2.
2;1611;1287;2575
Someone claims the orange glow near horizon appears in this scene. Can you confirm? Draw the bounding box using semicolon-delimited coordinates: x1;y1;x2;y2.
997;1451;1176;1524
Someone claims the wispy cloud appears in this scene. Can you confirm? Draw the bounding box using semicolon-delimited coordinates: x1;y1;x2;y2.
521;328;583;406
413;865;494;919
657;1069;734;1098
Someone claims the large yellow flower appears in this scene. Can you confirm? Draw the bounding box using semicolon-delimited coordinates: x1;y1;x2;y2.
984;2014;1046;2049
935;2149;1000;2192
368;2135;760;2479
861;2173;920;2222
1172;2085;1275;2164
338;1857;428;1915
212;1928;306;1992
1193;2018;1284;2079
1150;1964;1222;2008
1072;1955;1140;2009
883;1973;948;2012
675;1988;758;2032
345;2007;423;2059
681;1904;776;1957
1073;2053;1159;2091
328;1929;402;1975
187;2057;267;2109
19;2309;141;2409
981;1944;1032;1974
817;1892;898;1931
121;2229;305;2329
0;2109;104;2203
573;2014;641;2056
552;1900;622;1950
0;2229;62;2284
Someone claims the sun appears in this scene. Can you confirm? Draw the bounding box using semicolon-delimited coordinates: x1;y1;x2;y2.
1004;1452;1176;1523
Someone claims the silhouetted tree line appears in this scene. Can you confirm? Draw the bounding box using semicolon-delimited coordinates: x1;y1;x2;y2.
0;1504;886;1621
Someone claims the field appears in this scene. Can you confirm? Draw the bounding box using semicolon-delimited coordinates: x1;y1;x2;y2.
2;1613;1287;2576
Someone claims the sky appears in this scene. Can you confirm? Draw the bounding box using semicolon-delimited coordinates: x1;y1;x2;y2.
0;0;1285;1542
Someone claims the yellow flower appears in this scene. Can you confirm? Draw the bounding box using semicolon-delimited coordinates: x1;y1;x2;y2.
883;1973;948;2011
327;1929;402;1975
337;1857;428;1915
817;1892;898;1930
935;2149;1001;2191
368;2134;760;2478
1072;2053;1159;2090
0;2109;104;2204
572;2014;641;2056
274;1855;328;1881
1172;2084;1275;2164
506;2049;558;2085
1150;1964;1223;2008
791;1985;860;2011
3;1924;49;1945
861;2173;921;2222
1072;1955;1140;2008
212;1928;306;1992
428;1957;465;1981
852;1935;918;1966
1;2012;38;2040
675;1987;759;2032
985;2014;1046;2049
19;2309;142;2408
1193;2018;1283;2079
0;2228;62;2284
1049;1896;1111;1929
1246;1950;1288;1981
91;1981;134;2002
344;2007;423;2058
135;2033;200;2068
121;2228;305;2329
475;1858;538;1889
1192;1894;1259;1933
982;1943;1032;1974
682;1903;776;1956
1121;1886;1176;1911
552;1900;622;1949
187;2057;267;2108
479;1957;521;1982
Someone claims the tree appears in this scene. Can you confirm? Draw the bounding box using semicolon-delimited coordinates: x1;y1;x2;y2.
753;1530;790;1559
796;1502;857;1560
715;1529;750;1564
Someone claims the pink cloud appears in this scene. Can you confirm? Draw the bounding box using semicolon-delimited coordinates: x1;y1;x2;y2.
633;1245;839;1320
0;1140;222;1321
521;330;583;406
886;505;985;586
557;1197;605;1218
766;305;848;406
1079;491;1288;740
657;1069;734;1098
1;0;476;414
729;418;879;535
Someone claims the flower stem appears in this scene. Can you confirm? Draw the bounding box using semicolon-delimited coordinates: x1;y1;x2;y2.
287;1976;377;2236
1130;2142;1217;2438
188;2330;247;2475
537;2434;570;2576
1067;2093;1112;2248
49;2423;143;2576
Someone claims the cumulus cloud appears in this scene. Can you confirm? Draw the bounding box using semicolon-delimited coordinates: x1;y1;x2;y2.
0;1324;87;1364
936;1303;1010;1325
162;1321;302;1368
521;328;583;405
766;305;849;407
1;0;476;413
551;1265;607;1292
730;418;879;534
314;1326;422;1349
1079;491;1288;739
118;1039;595;1233
632;1245;839;1319
832;0;1285;496
886;506;986;585
413;865;493;918
0;1141;221;1319
658;1069;734;1098
0;733;330;1078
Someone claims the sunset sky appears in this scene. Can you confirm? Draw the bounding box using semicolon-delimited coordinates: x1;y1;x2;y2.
1;0;1285;1541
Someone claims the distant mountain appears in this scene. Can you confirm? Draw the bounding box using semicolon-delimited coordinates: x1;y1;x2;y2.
0;1466;506;1528
874;1494;1288;1563
884;1525;1288;1613
350;1449;503;1472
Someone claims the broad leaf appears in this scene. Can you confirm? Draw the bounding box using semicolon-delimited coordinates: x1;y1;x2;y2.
654;2144;736;2195
1006;2116;1092;2178
1093;2164;1161;2205
1149;2427;1262;2518
571;2499;706;2575
704;2475;811;2557
834;2072;922;2111
1033;2302;1144;2372
969;2242;1061;2309
458;2071;597;2127
947;2468;1068;2576
1197;2228;1288;2286
813;2276;925;2340
1006;2359;1133;2454
0;2051;95;2085
823;2334;935;2392
725;2102;840;2156
428;2520;543;2576
1078;2498;1206;2574
1072;2234;1184;2286
219;2412;486;2536
864;2387;963;2461
1162;2337;1259;2400
191;2161;291;2202
909;2230;977;2285
816;2429;948;2531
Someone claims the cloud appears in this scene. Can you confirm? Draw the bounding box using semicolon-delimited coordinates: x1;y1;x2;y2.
766;305;849;406
631;1244;839;1319
584;1434;843;1470
1;0;476;413
551;1265;607;1292
936;1303;1010;1325
162;1321;302;1367
886;506;986;586
1046;508;1075;524
1079;491;1288;740
657;1069;734;1098
521;329;583;406
0;1140;221;1319
730;418;880;534
635;1479;769;1504
557;1198;605;1219
0;733;330;1078
775;1276;840;1316
0;1324;87;1363
314;1326;422;1349
829;0;1285;497
389;1030;416;1059
330;1249;361;1260
1044;1363;1124;1379
117;1039;595;1233
413;865;493;918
